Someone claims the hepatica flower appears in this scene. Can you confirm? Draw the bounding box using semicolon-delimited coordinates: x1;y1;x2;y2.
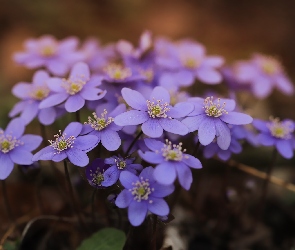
114;86;193;138
234;54;294;98
85;158;116;188
103;155;143;186
202;126;243;161
39;62;106;112
156;39;224;88
14;35;84;76
10;70;58;125
115;167;174;226
81;104;125;151
139;138;202;190
182;96;253;150
0;118;42;180
32;122;98;167
253;117;295;159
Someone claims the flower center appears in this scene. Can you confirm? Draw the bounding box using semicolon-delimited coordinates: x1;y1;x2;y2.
147;99;170;118
115;158;127;170
203;96;228;117
85;110;114;131
184;57;199;69
62;77;88;95
89;169;104;186
130;177;154;202
0;131;23;153
49;130;76;154
161;139;186;161
31;86;50;100
140;68;154;83
267;117;294;139
260;57;280;75
104;63;132;80
40;45;56;57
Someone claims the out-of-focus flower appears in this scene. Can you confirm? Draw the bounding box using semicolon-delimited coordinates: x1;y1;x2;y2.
14;36;84;76
156;39;224;88
10;70;59;125
0;118;42;180
253;117;295;158
39;62;106;112
139;138;202;190
114;86;193;137
115;167;174;226
233;54;294;98
182;96;253;150
32;122;98;167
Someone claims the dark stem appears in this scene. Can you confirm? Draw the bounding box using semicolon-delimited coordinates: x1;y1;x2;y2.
1;180;14;223
63;160;84;228
75;110;81;123
260;148;278;205
255;148;278;226
39;123;48;147
192;140;200;156
151;215;158;250
125;131;143;157
91;189;97;224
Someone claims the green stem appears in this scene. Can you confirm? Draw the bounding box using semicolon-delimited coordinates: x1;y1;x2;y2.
125;131;143;157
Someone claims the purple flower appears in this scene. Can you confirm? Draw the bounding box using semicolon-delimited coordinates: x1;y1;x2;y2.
202;127;243;161
182;96;253;150
156;39;224;87
80;38;116;73
253;117;295;159
32;122;98;167
81;104;125;151
14;36;84;76
102;155;143;186
85;158;117;188
0;118;42;180
233;54;294;98
9;70;59;125
115;166;174;226
102;63;144;84
139;138;202;190
39;62;106;112
114;86;193;138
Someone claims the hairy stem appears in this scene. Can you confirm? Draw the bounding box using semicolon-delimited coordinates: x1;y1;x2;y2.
125;130;143;157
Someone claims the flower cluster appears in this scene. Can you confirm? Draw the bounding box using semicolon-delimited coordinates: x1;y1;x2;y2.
3;31;294;229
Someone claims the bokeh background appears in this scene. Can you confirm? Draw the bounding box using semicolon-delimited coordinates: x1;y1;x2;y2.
1;0;295;122
1;1;295;249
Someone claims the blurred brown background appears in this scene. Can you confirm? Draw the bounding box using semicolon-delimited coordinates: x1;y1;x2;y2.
1;0;295;123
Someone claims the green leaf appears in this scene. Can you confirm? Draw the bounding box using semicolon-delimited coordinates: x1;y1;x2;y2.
77;227;126;250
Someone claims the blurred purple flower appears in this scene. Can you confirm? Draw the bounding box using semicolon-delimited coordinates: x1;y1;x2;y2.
233;54;294;98
139;138;202;190
253;117;295;158
14;35;84;76
115;166;174;226
32;122;98;167
114;86;193;137
182;96;253;150
0;118;42;180
10;70;59;125
39;62;106;112
156;39;224;88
